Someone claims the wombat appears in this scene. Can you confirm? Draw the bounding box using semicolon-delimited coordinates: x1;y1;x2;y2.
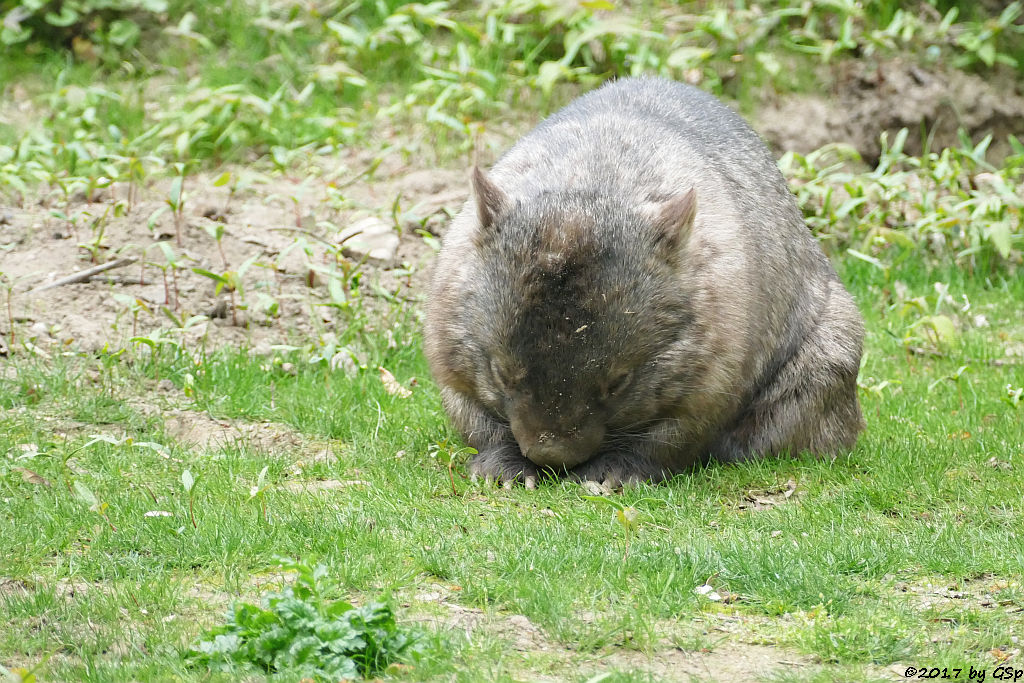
424;78;864;488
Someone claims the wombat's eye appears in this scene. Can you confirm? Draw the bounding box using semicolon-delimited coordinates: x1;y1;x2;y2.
606;370;633;397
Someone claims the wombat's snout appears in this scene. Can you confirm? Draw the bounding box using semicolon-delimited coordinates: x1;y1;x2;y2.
511;418;604;469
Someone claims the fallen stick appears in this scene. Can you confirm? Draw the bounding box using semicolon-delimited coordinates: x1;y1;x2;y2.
29;257;136;295
84;275;147;286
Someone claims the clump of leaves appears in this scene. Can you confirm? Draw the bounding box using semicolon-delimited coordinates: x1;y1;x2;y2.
781;130;1024;272
190;559;418;681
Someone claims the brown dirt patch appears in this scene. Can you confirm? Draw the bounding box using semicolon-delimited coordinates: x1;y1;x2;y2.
405;585;816;681
156;409;304;454
757;59;1024;163
1;147;467;355
595;643;812;682
896;576;1023;614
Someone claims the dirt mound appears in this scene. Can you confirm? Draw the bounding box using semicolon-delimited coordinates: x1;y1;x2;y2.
758;59;1024;163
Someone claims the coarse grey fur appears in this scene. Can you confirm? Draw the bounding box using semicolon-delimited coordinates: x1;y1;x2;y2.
424;77;864;487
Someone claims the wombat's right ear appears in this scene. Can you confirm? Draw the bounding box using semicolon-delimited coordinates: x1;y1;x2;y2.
652;187;697;255
471;166;510;234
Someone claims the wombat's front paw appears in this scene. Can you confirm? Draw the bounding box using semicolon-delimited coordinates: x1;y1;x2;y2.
569;453;660;488
468;446;539;489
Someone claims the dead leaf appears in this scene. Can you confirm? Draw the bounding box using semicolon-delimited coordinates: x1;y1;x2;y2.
379;366;412;398
741;479;800;510
14;467;51;487
694;584;722;601
144;510;173;517
740;495;780;510
990;648;1011;662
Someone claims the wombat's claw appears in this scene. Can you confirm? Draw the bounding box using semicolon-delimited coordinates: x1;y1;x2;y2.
467;448;539;488
469;471;536;489
570;455;647;488
502;475;537;490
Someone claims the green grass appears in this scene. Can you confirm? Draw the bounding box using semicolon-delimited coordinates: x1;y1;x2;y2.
2;263;1021;680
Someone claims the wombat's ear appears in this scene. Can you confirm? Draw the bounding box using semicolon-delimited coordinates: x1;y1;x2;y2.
471;166;510;233
652;188;697;254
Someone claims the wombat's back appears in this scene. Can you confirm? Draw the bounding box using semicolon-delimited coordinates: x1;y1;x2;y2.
492;79;811;253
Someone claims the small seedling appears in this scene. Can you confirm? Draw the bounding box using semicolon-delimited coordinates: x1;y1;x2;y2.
428;440;477;496
581;494;647;559
130;329;182;375
77;202;126;263
182;468;198;529
213;170;236;216
153;241;183;308
167;163;189;247
928;364;972;409
1;271;17;353
248;465;271;523
73;479;116;531
111;294;152;338
193;254;258;326
202;219;229;270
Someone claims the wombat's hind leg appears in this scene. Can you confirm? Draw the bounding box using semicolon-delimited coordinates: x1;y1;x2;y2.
714;281;864;461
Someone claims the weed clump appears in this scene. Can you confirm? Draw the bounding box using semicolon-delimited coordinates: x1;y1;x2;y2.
190;560;420;681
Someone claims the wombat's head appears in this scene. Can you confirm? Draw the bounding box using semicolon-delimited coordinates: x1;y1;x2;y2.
460;167;697;470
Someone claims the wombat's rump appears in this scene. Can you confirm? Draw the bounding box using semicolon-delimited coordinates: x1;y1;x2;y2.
424;78;864;487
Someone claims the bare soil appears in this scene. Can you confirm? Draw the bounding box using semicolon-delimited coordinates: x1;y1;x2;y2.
757;59;1024;163
1;148;465;356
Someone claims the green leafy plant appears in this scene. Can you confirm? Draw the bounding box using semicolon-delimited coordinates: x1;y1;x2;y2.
0;0;168;53
1001;384;1023;409
1;270;18;354
781;130;1024;272
951;2;1024;69
189;559;418;681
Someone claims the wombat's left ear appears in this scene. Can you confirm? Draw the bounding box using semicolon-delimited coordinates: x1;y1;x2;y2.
652;188;697;254
471;166;510;234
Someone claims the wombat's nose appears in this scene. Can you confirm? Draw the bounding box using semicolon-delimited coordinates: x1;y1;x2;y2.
525;441;583;469
522;430;599;469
